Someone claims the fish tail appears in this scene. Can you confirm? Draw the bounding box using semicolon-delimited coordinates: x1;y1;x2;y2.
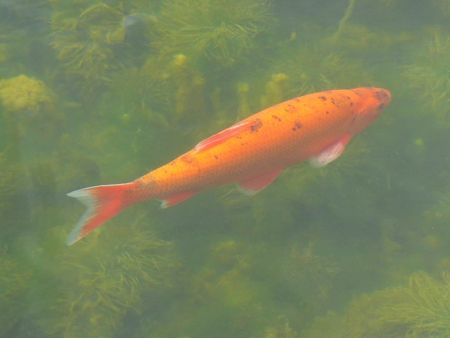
66;182;139;245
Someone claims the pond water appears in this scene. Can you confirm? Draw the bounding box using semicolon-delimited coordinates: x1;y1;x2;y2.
0;0;449;337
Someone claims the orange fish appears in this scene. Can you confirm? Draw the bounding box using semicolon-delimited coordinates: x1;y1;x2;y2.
67;87;391;245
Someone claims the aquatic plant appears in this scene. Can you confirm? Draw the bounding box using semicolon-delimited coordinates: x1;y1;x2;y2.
301;311;346;338
50;3;121;82
279;241;340;312
0;153;23;202
135;53;209;128
154;0;271;67
432;0;450;17
260;72;289;107
346;272;450;337
403;29;450;124
326;22;413;55
304;272;450;338
42;217;178;338
50;2;154;96
0;74;54;114
0;43;9;64
262;42;372;100
0;74;64;147
332;0;357;42
0;153;28;241
0;251;32;337
264;316;297;338
170;54;207;120
236;82;251;117
29;160;57;204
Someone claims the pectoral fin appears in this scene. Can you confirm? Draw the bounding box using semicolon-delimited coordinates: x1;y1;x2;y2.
310;134;352;167
237;169;283;196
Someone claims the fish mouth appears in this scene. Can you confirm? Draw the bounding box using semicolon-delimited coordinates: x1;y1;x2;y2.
373;88;392;105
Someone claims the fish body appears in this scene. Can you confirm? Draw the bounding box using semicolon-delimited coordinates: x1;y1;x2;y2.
67;87;391;245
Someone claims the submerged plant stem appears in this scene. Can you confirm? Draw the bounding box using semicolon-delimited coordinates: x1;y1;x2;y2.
333;0;357;41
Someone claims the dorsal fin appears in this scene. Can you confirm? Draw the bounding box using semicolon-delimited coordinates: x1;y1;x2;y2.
195;119;257;152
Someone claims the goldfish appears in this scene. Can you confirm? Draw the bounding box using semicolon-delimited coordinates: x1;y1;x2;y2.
67;87;391;245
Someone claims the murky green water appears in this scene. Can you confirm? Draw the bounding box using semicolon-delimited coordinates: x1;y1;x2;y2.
1;0;449;337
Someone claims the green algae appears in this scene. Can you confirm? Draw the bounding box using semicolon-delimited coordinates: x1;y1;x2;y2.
304;272;450;338
0;75;54;114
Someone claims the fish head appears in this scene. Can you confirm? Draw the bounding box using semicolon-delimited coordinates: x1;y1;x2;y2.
350;87;391;134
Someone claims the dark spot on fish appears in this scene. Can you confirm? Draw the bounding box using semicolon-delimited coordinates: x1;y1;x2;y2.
292;120;303;131
214;155;219;160
272;115;282;122
132;180;150;195
345;95;351;100
353;90;363;97
326;111;330;115
350;102;354;106
286;104;297;113
330;98;336;105
295;98;300;102
250;119;263;132
319;96;327;101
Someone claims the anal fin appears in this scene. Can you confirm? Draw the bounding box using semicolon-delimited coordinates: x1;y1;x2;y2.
160;191;197;208
237;169;283;196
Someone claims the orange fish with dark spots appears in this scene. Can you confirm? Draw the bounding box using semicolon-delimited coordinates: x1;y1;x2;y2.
67;87;391;245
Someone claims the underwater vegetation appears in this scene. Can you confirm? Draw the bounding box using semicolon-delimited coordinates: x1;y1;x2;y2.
0;153;24;205
0;74;64;148
0;250;32;337
327;22;414;57
432;0;450;17
303;272;450;338
50;3;124;92
1;1;450;337
280;242;340;311
262;42;372;101
0;74;54;115
50;1;155;97
0;152;29;241
403;29;450;124
262;316;297;338
0;0;51;74
154;0;271;67
40;218;178;338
